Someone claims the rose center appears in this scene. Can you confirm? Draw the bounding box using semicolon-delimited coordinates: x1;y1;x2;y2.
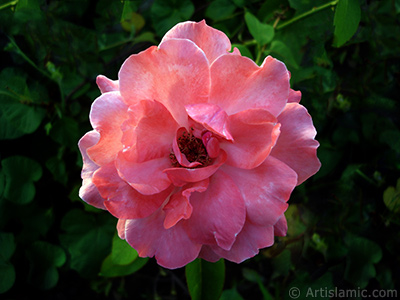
170;130;211;168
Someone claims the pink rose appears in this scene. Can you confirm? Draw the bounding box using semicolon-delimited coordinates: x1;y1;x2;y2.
78;20;321;269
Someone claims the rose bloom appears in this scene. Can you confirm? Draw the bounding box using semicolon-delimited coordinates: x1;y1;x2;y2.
78;20;321;269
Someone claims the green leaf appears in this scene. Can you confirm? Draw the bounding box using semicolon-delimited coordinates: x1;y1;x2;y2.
0;261;15;294
46;156;67;186
313;143;343;179
110;233;138;265
220;288;244;300
0;68;46;140
0;232;16;293
285;204;308;237
333;0;361;47
271;249;291;279
311;233;328;256
0;95;46;140
49;117;80;147
243;268;273;300
245;12;274;46
151;0;194;37
185;258;225;300
383;179;400;213
232;44;253;59
285;272;334;300
267;40;300;69
0;232;16;261
26;241;66;290
380;129;400;154
344;236;382;288
97;228;144;278
45;61;63;83
205;0;237;21
288;0;316;13
325;237;348;261
100;255;148;278
2;156;42;205
120;1;145;33
59;209;115;278
0;170;4;201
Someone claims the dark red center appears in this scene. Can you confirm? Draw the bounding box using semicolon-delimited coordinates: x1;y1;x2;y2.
170;130;211;168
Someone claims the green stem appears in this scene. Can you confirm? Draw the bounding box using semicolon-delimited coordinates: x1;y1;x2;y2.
0;90;20;100
0;0;18;11
255;44;267;65
8;36;66;111
355;169;377;186
242;40;257;47
276;0;339;30
8;36;51;79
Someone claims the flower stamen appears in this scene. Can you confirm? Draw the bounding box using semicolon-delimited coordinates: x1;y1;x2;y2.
170;129;212;168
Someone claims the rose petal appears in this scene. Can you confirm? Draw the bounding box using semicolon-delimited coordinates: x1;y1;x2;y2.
210;55;290;117
121;100;179;163
117;219;127;239
116;154;172;195
288;89;301;103
119;38;210;126
219;108;281;169
78;130;105;209
211;221;274;263
184;170;246;250
87;91;128;165
198;245;221;263
222;156;297;226
271;103;321;185
161;20;233;64
96;75;119;93
274;215;287;237
125;209;202;269
163;179;209;229
202;133;220;158
92;163;170;219
185;103;233;140
164;150;227;186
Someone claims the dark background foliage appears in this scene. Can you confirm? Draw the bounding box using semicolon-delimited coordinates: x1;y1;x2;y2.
0;0;399;299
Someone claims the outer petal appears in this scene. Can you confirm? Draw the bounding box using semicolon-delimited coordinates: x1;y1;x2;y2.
164;150;227;186
163;179;209;229
119;39;210;126
116;154;172;195
288;89;301;103
274;215;288;237
121;100;179;163
185;103;233;140
87;91;128;165
220;108;281;169
210;55;290;117
78;130;105;209
161;20;232;64
271;103;321;185
211;222;274;263
117;219;127;239
198;246;221;263
184;170;246;251
222;156;297;226
124;209;202;269
96;75;119;93
92;163;170;219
